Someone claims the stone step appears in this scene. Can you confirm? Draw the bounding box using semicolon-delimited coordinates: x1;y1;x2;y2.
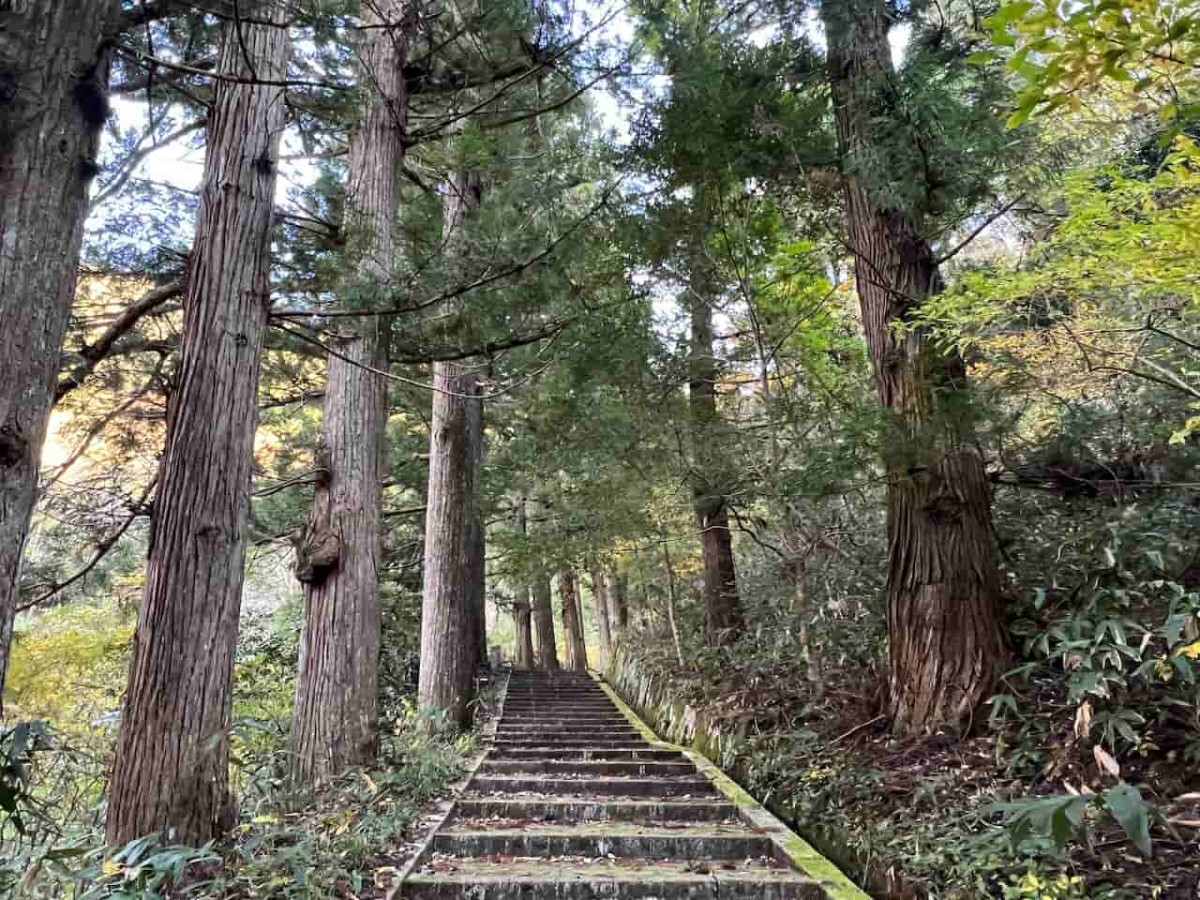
495;722;637;732
492;737;653;749
468;775;716;798
501;707;618;715
493;732;643;743
451;798;738;823
402;857;821;899
493;733;643;743
488;747;684;761
480;759;696;777
496;720;628;724
498;722;631;731
499;705;619;710
432;825;773;860
502;697;614;704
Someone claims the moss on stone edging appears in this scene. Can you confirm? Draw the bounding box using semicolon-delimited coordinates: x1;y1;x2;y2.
598;651;871;900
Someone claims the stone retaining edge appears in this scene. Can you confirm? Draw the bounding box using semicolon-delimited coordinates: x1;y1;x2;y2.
391;671;510;898
593;673;871;900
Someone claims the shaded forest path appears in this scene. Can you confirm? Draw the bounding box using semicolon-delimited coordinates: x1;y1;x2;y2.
399;671;864;898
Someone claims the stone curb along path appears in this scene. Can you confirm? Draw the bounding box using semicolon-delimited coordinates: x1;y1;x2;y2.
395;669;869;898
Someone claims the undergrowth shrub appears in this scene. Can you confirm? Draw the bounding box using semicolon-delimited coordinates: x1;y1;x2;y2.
1;592;473;899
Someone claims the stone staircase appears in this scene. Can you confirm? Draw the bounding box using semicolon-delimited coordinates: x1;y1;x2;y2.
400;671;859;898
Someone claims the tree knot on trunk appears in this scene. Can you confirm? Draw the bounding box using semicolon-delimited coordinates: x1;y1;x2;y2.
292;522;341;584
294;439;340;584
313;438;333;486
0;421;28;469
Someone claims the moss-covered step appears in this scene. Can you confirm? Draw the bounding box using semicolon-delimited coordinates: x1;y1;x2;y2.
401;856;826;899
449;798;738;823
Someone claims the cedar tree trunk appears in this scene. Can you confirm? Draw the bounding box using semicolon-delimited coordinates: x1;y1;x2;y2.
511;497;534;668
559;568;587;671
686;246;743;645
417;169;484;731
418;361;479;731
531;572;558;672
465;384;486;667
290;0;404;784
823;0;1005;736
611;572;629;632
590;561;612;668
513;588;534;669
0;0;119;707
106;5;288;844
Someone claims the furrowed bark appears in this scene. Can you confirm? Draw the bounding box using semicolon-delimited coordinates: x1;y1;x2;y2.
290;0;405;785
559;568;587;671
106;4;288;844
611;571;629;632
417;362;477;731
822;0;1005;736
417;169;484;731
0;0;120;710
465;384;487;668
573;573;588;667
513;588;534;669
686;227;744;645
512;497;534;669
590;560;612;669
531;572;559;672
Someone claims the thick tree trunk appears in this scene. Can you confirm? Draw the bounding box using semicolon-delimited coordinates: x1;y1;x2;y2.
512;497;534;669
417;169;483;731
573;570;588;657
687;261;743;645
611;572;629;632
465;388;486;668
823;0;1005;736
559;569;587;671
513;589;534;669
531;572;559;672
106;5;288;844
0;0;119;709
418;362;478;731
290;0;404;784
590;561;612;668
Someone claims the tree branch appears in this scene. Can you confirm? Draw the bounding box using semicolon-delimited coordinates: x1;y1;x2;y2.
56;280;183;403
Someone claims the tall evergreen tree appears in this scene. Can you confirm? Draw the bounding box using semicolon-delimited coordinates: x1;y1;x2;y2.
590;559;612;667
820;0;1006;734
290;0;406;784
531;570;559;671
106;3;289;843
417;169;486;731
0;0;120;707
559;568;588;671
686;193;744;644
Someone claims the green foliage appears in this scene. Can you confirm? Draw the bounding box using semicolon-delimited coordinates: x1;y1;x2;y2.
988;782;1153;858
5;602;135;739
990;0;1200;126
1;603;473;899
0;721;50;839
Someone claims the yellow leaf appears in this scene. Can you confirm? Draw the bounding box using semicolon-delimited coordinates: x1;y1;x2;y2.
1177;639;1200;660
